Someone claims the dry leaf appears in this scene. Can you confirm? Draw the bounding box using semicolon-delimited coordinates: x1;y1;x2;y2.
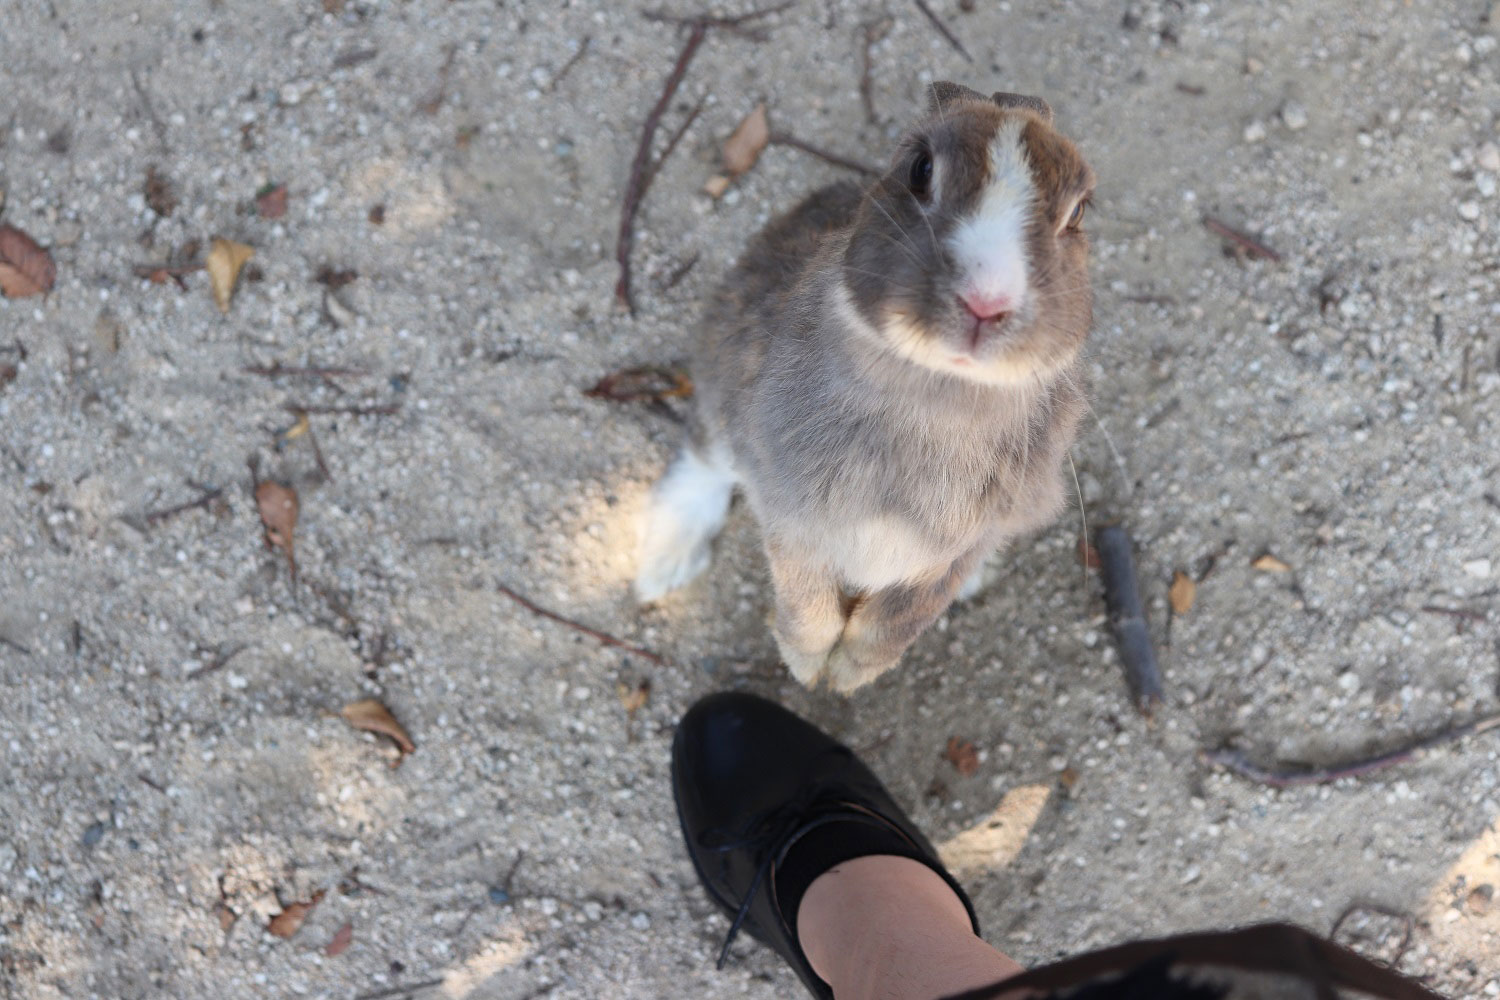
216;904;236;932
722;103;769;177
206;237;254;313
254;480;298;577
1251;553;1291;573
325;921;353;957
585;365;693;404
144;166;177;217
341;698;416;760
702;174;731;199
1058;766;1079;790
1168;571;1197;615
267;890;324;939
0;223;57;298
944;737;979;776
256;183;288;219
617;679;650;716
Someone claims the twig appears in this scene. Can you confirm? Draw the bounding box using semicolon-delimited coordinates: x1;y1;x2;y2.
139;482;224;526
138;773;167;793
617;2;792;314
1202;215;1282;262
910;0;973;62
769;132;880;176
0;634;32;656
659;251;701;291
186;642;250;680
548;35;591;92
1096;524;1164;717
354;980;444;1000
1200;711;1500;788
859;17;893;124
496;583;666;665
284;407;334;482
1420;605;1486;622
283;402;400;416
1330;902;1414;966
242;364;368;379
643;97;705;192
420;44;458;114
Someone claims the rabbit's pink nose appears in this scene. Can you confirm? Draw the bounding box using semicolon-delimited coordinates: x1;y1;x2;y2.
959;290;1013;321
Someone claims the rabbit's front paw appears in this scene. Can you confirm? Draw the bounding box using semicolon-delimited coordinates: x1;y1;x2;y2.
824;642;900;694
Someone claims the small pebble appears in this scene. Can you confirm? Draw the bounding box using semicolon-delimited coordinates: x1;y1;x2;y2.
630;912;651;930
1242;120;1267;143
81;822;106;849
1280;100;1308;131
488;886;510;904
1458;201;1481;222
1480;143;1500;172
1463;558;1492;578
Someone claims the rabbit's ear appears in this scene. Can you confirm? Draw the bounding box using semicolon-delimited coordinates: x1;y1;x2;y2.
992;91;1053;124
927;81;987;114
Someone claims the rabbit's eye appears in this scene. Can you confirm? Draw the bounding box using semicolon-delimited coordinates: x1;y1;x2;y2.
1064;197;1088;232
909;152;934;199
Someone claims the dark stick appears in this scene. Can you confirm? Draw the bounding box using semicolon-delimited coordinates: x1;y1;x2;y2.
615;24;707;315
1329;902;1414;966
1202;215;1282;262
242;364;368;378
1095;524;1164;717
910;0;973;62
354;980;444;1000
185;642;250;680
659;251;701;291
769;132;880;176
1420;605;1486;622
548;35;591;92
140;482;224;526
1200;711;1500;789
283;402;400;416
496;583;666;665
0;634;32;656
138;773;167;793
643;97;705;193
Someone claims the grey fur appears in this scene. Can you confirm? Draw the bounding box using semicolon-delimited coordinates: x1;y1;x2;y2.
639;85;1095;692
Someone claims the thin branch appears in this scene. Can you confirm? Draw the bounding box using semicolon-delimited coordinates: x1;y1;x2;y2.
138;482;224;526
496;583;666;665
769;132;880;176
283;402;400;416
1419;604;1486;622
910;0;973;62
643;97;705;192
1202;215;1282;262
420;43;458;115
1201;711;1500;788
548;35;591;92
242;364;368;379
186;643;250;680
0;634;32;656
354;980;444;1000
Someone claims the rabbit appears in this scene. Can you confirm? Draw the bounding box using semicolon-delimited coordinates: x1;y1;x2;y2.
636;81;1096;693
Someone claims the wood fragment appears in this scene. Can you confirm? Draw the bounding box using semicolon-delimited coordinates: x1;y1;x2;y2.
1201;712;1500;788
283;402;400;416
910;0;973;62
496;583;666;665
138;482;224;526
585;365;693;404
1419;605;1486;623
768;132;880;176
243;363;367;379
549;35;591;92
134;262;202;290
1202;215;1282;262
1096;524;1164;717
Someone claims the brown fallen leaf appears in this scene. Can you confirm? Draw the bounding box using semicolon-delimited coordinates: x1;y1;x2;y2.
144;166;177;217
1168;571;1197;615
267;890;325;939
1251;553;1291;573
617;679;650;716
206;237;254;313
254;480;299;578
585;365;693;404
1058;766;1080;791
722;103;770;177
341;698;416;761
325;921;353;957
256;183;288;219
0;364;16;391
944;737;979;777
0;223;57;298
216;903;237;933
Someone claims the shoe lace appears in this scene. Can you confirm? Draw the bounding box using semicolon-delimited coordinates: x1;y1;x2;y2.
696;750;866;970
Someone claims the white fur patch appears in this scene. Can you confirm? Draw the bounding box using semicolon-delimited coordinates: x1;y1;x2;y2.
837;515;939;591
947;120;1033;312
634;447;737;602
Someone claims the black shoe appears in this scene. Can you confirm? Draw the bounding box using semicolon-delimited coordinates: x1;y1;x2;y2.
672;691;979;999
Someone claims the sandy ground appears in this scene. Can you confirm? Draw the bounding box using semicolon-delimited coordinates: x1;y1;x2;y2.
2;1;1499;998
